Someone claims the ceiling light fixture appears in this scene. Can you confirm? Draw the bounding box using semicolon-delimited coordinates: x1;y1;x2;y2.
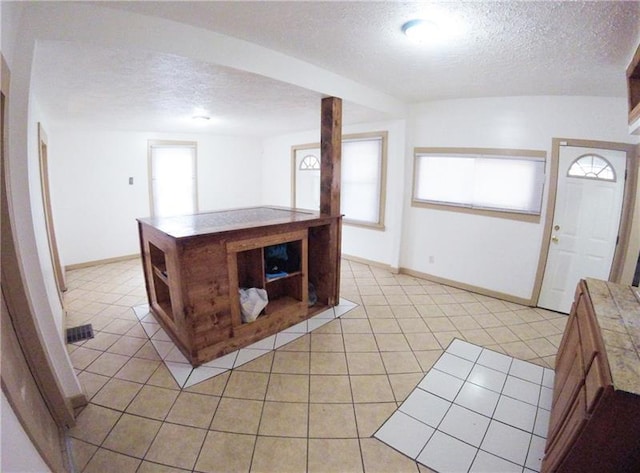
191;107;211;123
402;11;465;45
402;19;440;43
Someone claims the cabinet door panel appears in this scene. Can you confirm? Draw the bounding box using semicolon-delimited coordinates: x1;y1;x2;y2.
552;314;580;407
576;292;602;373
542;387;588;473
584;355;608;413
547;316;583;447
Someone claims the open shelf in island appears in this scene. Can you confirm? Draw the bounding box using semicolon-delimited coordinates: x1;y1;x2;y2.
138;206;341;366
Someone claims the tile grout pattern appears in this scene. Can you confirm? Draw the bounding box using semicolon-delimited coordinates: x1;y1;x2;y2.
375;339;553;473
135;299;359;389
65;257;567;473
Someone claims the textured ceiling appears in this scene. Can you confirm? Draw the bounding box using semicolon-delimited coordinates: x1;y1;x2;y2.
103;0;640;100
31;41;388;135
28;1;640;136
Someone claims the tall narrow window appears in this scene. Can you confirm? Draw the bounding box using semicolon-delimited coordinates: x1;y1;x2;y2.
292;131;387;228
148;141;198;217
342;136;385;225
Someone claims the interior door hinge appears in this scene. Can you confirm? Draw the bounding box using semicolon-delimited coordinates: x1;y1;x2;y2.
616;235;620;245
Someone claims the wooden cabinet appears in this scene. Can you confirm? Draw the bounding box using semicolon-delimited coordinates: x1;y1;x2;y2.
542;279;640;472
138;207;341;366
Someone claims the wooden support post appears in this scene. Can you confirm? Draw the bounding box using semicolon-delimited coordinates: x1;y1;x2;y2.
319;96;342;303
320;96;342;216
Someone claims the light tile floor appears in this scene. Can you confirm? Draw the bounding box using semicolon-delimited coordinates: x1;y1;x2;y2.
375;339;553;473
135;300;358;389
65;257;566;473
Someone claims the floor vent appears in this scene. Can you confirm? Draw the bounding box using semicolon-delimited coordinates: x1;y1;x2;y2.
66;324;94;343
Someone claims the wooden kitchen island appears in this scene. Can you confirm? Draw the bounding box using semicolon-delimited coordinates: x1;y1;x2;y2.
138;206;341;366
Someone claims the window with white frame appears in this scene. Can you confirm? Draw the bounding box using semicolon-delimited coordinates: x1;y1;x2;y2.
148;141;198;217
413;148;546;218
292;132;387;228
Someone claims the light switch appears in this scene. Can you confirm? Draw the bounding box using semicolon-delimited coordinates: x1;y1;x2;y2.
129;177;134;185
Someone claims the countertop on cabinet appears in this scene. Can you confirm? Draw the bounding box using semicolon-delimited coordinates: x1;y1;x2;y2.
585;278;640;396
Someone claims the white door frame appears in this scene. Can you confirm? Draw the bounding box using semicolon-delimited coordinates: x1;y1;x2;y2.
533;138;637;307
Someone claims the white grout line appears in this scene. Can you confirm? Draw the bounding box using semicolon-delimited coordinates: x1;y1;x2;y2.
133;299;358;388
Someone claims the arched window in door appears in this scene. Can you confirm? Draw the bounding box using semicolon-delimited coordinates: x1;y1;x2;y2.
567;154;616;181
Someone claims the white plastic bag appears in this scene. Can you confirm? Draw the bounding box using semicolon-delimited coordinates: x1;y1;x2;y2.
238;287;268;323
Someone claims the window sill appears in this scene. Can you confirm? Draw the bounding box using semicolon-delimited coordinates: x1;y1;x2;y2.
411;200;541;223
344;219;386;231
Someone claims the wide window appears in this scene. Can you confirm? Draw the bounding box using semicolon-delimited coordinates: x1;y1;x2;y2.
148;141;198;217
413;148;546;219
292;132;387;228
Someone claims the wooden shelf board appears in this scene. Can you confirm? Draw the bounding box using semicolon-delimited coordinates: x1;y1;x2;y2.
265;271;302;283
265;295;303;313
152;266;169;285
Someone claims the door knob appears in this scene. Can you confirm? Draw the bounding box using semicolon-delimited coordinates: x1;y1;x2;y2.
552;236;559;243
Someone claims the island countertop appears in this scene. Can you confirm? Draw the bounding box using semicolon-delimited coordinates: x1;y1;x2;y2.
585;278;640;396
137;206;328;239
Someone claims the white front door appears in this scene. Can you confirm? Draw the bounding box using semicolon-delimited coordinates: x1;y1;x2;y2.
538;145;626;313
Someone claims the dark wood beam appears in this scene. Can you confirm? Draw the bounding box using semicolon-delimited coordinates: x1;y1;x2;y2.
319;96;342;304
320;96;342;216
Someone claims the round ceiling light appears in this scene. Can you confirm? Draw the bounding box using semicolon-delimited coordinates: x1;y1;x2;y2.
191;107;211;123
402;19;440;43
402;12;465;45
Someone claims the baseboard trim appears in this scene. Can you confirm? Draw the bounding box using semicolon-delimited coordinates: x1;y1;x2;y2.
69;393;88;410
341;255;534;306
398;267;534;307
341;254;399;273
65;254;140;271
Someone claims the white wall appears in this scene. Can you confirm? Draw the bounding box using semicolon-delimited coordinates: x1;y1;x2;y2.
49;128;263;265
403;96;636;301
0;6;47;470
0;393;52;473
261;119;406;269
3;1;83;402
28;98;65;330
